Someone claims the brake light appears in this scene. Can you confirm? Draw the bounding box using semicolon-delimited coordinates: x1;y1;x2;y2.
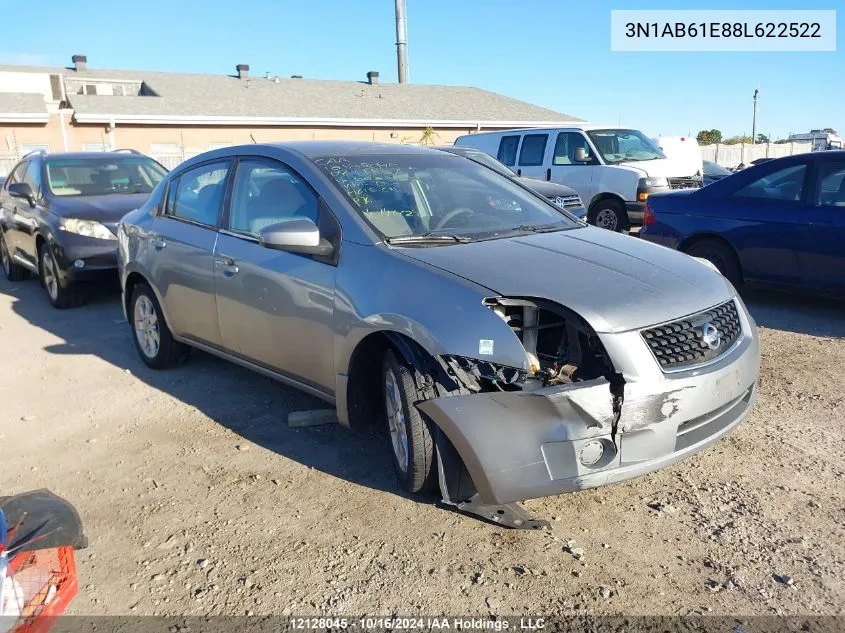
643;199;656;225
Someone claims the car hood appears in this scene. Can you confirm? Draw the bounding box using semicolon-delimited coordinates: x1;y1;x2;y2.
50;194;149;227
516;178;579;199
616;157;696;178
395;227;735;333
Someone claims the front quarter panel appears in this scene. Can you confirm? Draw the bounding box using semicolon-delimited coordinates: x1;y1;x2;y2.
334;242;530;377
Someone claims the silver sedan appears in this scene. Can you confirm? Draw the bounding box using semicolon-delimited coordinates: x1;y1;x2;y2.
118;142;760;528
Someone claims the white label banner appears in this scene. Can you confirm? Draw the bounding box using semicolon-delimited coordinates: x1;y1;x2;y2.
610;10;836;51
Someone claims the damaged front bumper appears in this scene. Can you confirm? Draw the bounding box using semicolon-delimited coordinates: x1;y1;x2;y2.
417;315;760;506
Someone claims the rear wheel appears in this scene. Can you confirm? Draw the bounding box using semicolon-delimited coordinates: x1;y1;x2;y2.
39;243;83;308
382;349;437;494
589;199;627;232
1;231;28;281
130;283;189;369
684;239;742;288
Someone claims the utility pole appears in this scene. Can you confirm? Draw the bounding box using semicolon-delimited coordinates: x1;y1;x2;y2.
751;88;759;144
395;0;408;83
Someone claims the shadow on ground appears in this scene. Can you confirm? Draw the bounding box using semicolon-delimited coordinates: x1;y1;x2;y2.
0;277;410;504
741;288;845;338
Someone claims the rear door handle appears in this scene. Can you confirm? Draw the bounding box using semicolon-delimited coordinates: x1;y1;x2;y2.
546;168;551;181
150;237;167;250
215;255;239;275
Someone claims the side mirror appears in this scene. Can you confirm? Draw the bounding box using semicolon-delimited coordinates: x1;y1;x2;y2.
573;148;591;164
8;182;36;207
258;218;334;258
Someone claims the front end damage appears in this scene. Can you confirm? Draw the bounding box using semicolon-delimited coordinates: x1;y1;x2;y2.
412;297;760;529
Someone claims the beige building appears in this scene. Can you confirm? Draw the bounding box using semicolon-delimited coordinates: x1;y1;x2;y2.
0;55;581;173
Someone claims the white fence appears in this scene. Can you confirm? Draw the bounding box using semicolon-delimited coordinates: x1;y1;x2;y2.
700;142;813;168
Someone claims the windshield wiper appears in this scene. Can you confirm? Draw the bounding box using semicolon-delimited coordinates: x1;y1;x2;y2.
384;232;471;245
511;223;566;234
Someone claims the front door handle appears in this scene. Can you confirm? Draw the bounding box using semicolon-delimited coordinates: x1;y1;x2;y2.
150;237;167;250
215;255;239;275
546;168;552;181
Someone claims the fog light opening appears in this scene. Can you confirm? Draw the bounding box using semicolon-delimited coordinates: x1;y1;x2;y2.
579;441;605;466
73;259;85;269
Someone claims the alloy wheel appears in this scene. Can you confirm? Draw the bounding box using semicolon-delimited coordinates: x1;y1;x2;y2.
134;295;161;359
42;251;59;300
1;237;9;276
384;368;409;474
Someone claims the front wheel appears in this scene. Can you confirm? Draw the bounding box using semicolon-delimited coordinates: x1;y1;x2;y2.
130;283;189;369
588;199;627;232
39;243;83;309
1;231;28;281
382;350;437;494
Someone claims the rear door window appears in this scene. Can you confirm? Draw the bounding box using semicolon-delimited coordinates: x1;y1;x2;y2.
818;163;845;207
518;134;548;167
497;135;520;166
734;164;808;203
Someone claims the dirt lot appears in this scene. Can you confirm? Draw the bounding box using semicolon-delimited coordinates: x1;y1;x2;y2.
1;276;843;618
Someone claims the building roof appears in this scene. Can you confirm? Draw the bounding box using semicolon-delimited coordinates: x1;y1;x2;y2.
0;63;583;128
0;92;49;122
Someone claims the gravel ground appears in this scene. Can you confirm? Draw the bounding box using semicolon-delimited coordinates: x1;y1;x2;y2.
1;277;843;617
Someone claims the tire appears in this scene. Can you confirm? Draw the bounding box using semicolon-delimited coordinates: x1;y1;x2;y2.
684;239;742;288
129;282;189;369
382;349;437;494
1;231;28;281
39;243;83;309
588;199;627;232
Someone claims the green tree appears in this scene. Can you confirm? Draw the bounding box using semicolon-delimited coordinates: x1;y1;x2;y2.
755;133;770;144
696;129;722;145
419;126;437;146
723;135;753;145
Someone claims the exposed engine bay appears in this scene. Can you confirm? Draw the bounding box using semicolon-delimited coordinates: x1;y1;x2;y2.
435;297;619;395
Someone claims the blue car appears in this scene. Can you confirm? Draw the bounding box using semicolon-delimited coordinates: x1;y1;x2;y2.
640;151;845;297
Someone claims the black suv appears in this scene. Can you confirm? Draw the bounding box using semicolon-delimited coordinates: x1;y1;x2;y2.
0;150;167;307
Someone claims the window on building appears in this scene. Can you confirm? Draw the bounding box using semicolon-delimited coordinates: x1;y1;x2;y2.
20;144;49;155
82;143;113;152
150;143;181;155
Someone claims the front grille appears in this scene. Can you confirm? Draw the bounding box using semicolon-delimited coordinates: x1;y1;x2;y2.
641;300;742;370
550;194;583;210
668;176;701;190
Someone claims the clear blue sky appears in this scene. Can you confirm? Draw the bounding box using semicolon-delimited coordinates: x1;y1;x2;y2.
1;0;840;140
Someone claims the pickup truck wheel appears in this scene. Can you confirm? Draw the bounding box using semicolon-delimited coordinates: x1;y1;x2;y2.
684;240;742;288
39;243;83;309
589;199;626;232
130;283;189;369
382;349;437;494
1;232;28;281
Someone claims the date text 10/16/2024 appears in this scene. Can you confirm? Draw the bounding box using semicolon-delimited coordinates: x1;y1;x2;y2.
288;617;548;630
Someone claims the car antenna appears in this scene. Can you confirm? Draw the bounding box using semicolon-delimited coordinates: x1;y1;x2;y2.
250;133;257;144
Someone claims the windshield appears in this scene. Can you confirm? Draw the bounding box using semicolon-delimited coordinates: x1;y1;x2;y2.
45;156;167;196
315;153;580;242
703;160;732;177
586;129;666;164
458;149;516;177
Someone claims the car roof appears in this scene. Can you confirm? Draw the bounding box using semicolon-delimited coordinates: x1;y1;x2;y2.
254;140;447;158
29;151;153;161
